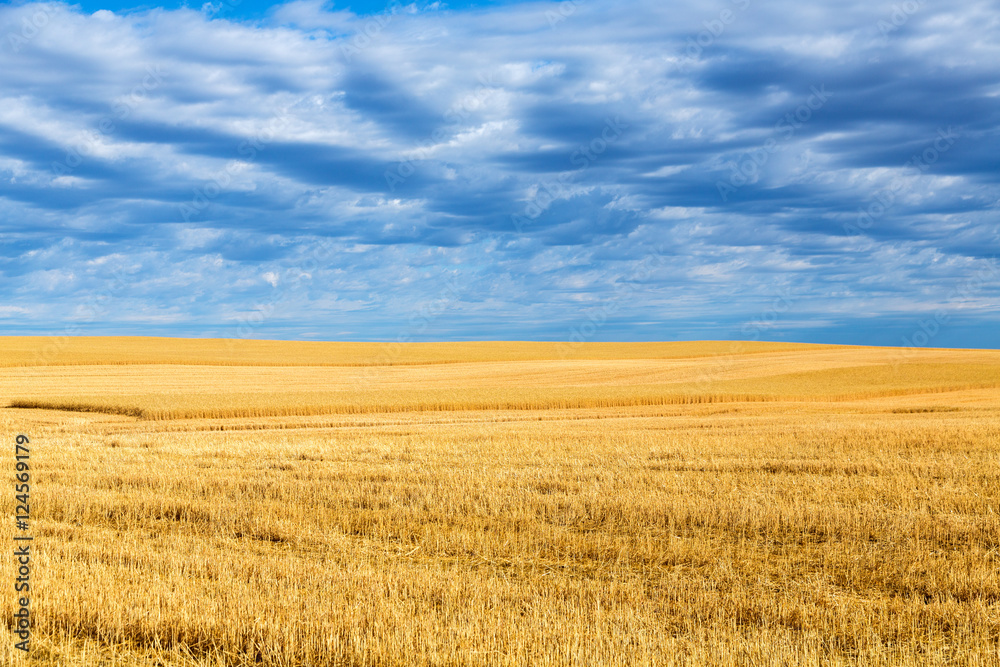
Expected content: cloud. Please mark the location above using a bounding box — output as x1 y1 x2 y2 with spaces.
0 0 998 344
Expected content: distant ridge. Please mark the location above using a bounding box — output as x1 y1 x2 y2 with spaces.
0 337 844 367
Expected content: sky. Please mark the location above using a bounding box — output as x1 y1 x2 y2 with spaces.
0 0 998 346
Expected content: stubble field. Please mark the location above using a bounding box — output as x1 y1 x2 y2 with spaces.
1 337 999 666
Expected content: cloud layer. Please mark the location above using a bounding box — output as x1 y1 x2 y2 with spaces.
1 0 998 345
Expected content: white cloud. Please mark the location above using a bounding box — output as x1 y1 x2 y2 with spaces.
0 0 997 344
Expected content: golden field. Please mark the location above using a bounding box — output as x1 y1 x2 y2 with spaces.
1 337 999 666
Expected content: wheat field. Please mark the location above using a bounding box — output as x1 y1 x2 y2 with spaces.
1 337 999 666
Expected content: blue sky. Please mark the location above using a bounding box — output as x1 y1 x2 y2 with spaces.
62 0 525 19
1 0 998 346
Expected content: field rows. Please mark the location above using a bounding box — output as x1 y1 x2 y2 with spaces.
1 339 998 665
0 338 834 368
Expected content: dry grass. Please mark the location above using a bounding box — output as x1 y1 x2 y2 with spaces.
0 336 832 367
1 338 999 665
